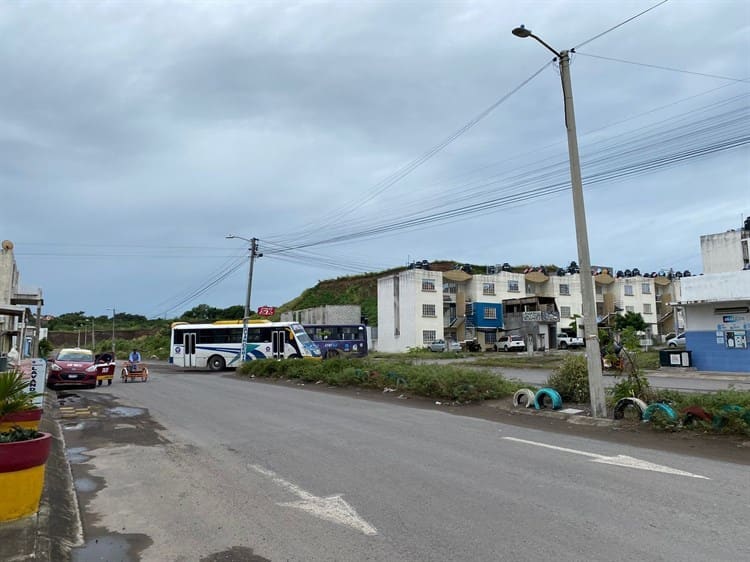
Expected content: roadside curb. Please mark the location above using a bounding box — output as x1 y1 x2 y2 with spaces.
643 369 750 382
37 396 84 560
487 399 616 428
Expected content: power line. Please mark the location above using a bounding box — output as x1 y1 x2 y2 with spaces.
574 51 750 83
266 61 551 246
574 0 670 49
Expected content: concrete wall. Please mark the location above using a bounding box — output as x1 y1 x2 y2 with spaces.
681 271 750 302
281 305 361 325
683 301 750 372
701 230 745 274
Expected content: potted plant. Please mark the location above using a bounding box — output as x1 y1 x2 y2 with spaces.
0 425 52 522
0 371 43 431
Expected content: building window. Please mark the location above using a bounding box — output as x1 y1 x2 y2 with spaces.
422 330 436 344
422 304 436 317
484 308 497 320
508 280 519 292
596 284 603 295
444 282 457 294
559 284 570 296
560 306 571 318
624 285 634 296
643 303 652 314
422 279 435 292
485 332 497 344
483 282 495 295
526 282 537 294
625 306 635 313
641 283 651 294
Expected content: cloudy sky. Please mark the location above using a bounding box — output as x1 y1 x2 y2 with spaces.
2 0 748 317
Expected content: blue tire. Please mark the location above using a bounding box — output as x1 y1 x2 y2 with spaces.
642 402 678 422
534 388 563 410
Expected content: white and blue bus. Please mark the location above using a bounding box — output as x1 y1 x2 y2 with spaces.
170 320 322 370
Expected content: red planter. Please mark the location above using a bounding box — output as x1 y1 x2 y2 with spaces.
0 431 52 473
0 408 43 431
0 432 52 522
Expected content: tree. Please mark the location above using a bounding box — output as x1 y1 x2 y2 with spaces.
614 311 647 332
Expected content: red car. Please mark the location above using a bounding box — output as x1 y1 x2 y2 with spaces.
47 348 98 389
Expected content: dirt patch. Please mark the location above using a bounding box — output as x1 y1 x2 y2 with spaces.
201 546 271 562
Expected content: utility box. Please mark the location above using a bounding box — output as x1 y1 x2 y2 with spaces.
659 349 692 367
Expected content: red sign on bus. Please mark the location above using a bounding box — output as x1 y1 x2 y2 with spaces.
257 306 275 317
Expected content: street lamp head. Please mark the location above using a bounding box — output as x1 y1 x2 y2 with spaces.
225 234 235 239
512 25 532 38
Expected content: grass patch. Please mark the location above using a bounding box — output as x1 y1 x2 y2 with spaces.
470 353 564 369
238 358 525 403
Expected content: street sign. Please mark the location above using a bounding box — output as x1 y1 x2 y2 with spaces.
257 306 275 317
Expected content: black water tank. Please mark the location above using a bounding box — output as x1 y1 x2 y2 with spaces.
744 216 750 231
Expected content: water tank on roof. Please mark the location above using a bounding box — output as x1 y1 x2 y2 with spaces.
624 269 632 277
683 270 691 277
502 262 512 272
557 268 566 276
744 216 750 231
616 270 624 278
632 268 641 276
675 271 683 278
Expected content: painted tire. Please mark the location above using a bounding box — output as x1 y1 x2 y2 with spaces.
512 389 536 408
613 397 648 420
681 406 712 426
642 402 678 422
533 388 563 410
712 405 746 429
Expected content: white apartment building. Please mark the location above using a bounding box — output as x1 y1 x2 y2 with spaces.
377 265 678 353
700 220 750 274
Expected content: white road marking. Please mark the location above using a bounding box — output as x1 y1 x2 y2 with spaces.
249 464 378 535
502 437 710 479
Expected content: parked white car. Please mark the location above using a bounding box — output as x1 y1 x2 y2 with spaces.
667 333 686 347
495 334 526 352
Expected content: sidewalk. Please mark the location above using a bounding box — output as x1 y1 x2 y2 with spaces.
0 400 82 561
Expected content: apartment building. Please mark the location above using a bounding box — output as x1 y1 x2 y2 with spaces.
377 264 677 353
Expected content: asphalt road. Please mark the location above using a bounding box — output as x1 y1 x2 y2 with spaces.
66 367 750 562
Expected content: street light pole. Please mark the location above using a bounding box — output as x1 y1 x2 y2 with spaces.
226 235 262 363
512 25 607 417
106 307 116 360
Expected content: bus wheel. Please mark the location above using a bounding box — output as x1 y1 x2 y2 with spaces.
289 354 302 359
326 349 339 360
208 355 226 371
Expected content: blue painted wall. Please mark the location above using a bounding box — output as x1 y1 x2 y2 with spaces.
687 331 750 373
472 302 503 329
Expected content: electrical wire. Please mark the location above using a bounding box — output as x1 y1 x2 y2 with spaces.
266 61 551 246
574 0 670 49
574 51 749 83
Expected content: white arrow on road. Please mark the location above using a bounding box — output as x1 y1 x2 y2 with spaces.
249 464 378 535
502 437 710 479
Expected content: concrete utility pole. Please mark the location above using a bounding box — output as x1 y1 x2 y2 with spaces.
91 318 95 352
106 307 116 359
226 235 262 363
512 25 607 417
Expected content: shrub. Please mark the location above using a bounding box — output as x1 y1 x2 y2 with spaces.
238 358 524 403
546 354 589 403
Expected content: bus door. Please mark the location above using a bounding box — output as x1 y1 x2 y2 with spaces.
271 330 286 360
182 332 197 367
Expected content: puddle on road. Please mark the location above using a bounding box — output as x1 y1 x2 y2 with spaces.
107 406 145 418
66 447 89 464
72 535 132 562
64 422 85 431
74 478 98 493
